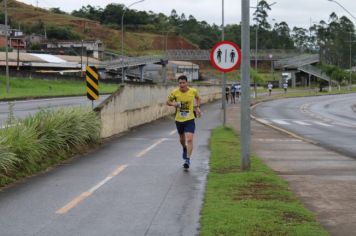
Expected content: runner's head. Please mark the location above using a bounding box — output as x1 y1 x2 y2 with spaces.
178 75 188 91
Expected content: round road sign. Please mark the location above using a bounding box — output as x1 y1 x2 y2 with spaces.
210 41 242 73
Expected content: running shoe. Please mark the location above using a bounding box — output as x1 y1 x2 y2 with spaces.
183 158 190 169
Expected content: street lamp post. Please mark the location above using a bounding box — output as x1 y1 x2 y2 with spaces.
121 0 145 83
327 0 356 90
4 0 9 93
254 0 259 98
350 32 352 90
253 0 276 97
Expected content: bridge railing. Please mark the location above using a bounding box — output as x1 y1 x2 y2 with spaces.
165 50 210 61
274 54 319 69
101 55 165 70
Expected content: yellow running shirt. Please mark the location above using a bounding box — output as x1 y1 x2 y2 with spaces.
168 87 199 122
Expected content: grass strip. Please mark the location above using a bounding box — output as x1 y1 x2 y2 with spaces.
0 75 118 99
200 127 328 236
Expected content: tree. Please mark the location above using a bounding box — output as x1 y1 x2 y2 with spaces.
316 13 355 68
49 8 66 14
101 4 124 26
272 21 294 49
71 5 103 22
292 27 309 51
253 0 272 30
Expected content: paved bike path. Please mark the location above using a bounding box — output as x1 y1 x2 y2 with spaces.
0 102 221 236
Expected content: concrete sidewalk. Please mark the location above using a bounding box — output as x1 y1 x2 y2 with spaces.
226 102 356 236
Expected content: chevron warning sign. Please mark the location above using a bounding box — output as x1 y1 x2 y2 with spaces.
86 66 99 100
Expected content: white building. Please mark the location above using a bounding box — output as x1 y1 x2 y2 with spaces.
45 39 104 59
168 61 199 81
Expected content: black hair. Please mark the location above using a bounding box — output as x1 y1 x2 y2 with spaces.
177 75 188 82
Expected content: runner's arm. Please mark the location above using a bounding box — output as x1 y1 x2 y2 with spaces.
194 95 202 118
167 94 179 107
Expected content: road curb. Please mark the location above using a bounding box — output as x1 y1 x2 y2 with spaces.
250 102 319 145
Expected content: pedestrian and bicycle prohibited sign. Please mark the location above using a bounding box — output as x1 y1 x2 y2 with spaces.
210 40 242 73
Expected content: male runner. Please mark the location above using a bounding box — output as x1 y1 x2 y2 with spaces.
167 75 202 169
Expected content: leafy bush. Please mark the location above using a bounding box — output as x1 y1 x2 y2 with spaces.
0 107 101 186
46 25 81 40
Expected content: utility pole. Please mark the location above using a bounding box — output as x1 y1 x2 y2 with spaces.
81 40 84 77
5 0 9 93
221 0 227 127
121 0 145 84
17 39 20 70
254 0 258 98
241 0 251 170
350 31 352 90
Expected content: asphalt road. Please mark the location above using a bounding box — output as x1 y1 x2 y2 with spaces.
253 93 356 158
0 95 110 127
0 101 221 236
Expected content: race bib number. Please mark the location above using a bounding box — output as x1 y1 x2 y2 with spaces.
180 111 189 118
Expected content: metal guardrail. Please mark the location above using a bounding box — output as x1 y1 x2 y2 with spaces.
274 54 319 69
250 49 304 60
166 49 302 61
102 55 165 70
165 50 210 61
99 50 319 71
298 64 335 84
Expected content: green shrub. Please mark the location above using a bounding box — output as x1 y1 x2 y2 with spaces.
0 107 101 187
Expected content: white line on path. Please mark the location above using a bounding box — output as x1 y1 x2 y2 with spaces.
272 119 290 125
169 130 177 135
314 121 332 127
293 120 311 126
56 165 127 215
136 138 168 158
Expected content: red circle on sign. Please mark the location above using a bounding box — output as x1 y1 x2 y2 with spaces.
210 40 242 73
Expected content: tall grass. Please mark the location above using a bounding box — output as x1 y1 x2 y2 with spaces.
0 107 101 187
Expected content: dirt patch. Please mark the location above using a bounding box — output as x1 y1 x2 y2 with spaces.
213 166 242 174
233 182 291 201
283 212 309 223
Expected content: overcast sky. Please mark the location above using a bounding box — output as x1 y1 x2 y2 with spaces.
17 0 356 29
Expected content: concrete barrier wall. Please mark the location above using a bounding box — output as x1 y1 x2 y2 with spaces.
95 84 221 138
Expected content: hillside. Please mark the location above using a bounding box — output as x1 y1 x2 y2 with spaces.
0 0 198 56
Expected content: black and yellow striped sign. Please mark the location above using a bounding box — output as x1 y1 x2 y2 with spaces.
86 66 99 100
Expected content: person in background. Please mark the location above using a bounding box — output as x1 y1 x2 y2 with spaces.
230 84 236 104
225 86 230 104
267 82 273 96
283 81 288 94
236 83 241 101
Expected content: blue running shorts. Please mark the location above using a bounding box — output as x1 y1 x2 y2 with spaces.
175 119 195 134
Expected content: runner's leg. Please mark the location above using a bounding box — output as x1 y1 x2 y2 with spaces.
185 132 194 158
179 133 187 159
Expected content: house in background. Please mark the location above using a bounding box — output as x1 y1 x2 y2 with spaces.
168 61 199 81
0 24 27 50
44 40 104 59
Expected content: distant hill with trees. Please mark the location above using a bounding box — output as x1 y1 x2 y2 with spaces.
69 0 356 69
0 0 355 69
